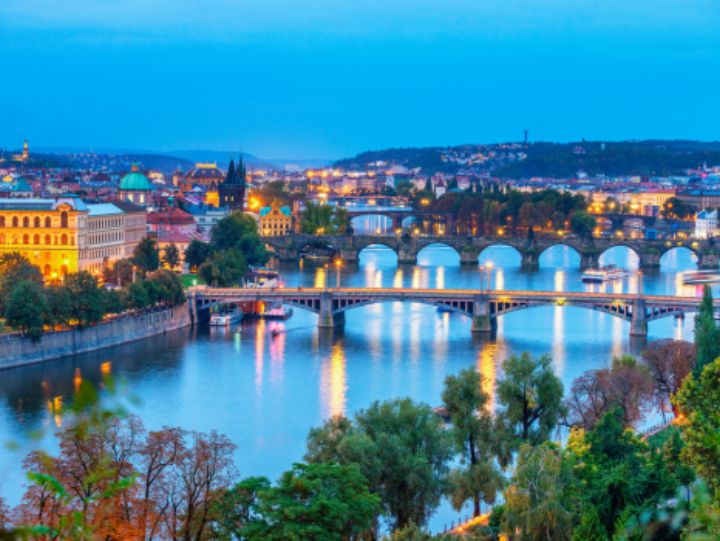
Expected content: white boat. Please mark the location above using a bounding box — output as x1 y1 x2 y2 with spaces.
210 308 243 326
581 265 629 283
682 270 720 285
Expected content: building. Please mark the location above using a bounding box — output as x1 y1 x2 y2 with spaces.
219 157 247 210
113 201 148 258
186 204 228 238
678 190 720 211
0 197 147 279
146 206 197 237
11 140 29 163
182 163 225 188
695 209 718 239
259 203 292 236
118 164 154 207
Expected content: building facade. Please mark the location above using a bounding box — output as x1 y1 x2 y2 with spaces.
695 209 718 239
259 204 292 236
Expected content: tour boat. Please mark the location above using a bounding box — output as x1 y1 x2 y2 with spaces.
682 270 720 285
581 265 629 283
245 267 283 289
259 302 293 320
209 307 243 326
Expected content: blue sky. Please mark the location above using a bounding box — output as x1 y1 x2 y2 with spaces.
0 0 718 159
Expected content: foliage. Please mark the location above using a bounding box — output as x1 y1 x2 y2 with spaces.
223 463 380 541
693 286 720 377
162 243 180 270
198 249 247 287
496 353 565 452
441 368 503 517
566 355 654 430
569 210 597 239
184 240 214 271
64 272 106 327
4 280 47 340
662 197 694 220
641 339 695 417
502 442 576 541
674 359 720 498
0 253 43 312
44 285 73 327
571 506 608 541
132 237 161 275
301 202 350 235
102 258 134 287
305 398 453 530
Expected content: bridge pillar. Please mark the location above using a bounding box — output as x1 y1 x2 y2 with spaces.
520 250 539 271
698 252 720 270
318 292 346 328
398 245 417 265
460 248 480 266
339 248 358 263
580 251 599 270
471 295 495 333
629 299 648 337
638 251 661 270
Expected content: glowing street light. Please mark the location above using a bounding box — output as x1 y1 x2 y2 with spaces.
334 258 343 288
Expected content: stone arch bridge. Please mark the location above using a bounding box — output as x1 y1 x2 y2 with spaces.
190 287 711 337
262 234 720 270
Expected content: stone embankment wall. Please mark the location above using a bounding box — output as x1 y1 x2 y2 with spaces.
0 304 191 370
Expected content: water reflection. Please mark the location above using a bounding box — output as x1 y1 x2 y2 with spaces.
321 342 347 418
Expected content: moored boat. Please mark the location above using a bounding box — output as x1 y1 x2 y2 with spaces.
209 307 243 326
581 265 629 283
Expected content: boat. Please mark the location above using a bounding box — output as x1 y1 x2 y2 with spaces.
260 302 293 320
682 270 720 285
209 307 243 326
245 267 283 289
581 265 630 283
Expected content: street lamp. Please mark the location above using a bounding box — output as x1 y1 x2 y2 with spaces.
323 263 329 289
636 269 643 298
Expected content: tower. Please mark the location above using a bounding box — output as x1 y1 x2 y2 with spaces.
219 155 247 210
22 140 29 161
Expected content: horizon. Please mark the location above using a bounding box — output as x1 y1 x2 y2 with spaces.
1 0 718 159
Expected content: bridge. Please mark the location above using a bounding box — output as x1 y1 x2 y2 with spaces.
262 233 720 270
189 286 711 337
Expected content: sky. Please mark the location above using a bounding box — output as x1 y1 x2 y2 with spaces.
0 0 718 160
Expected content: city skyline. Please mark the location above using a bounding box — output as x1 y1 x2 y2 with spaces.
1 0 718 159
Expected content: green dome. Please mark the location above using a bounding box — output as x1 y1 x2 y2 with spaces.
119 165 152 191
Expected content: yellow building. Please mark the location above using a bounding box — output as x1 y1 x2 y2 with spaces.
259 204 292 236
0 197 147 280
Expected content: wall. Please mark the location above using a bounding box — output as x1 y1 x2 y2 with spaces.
0 304 191 370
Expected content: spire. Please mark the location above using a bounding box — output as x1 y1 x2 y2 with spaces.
225 159 236 185
237 154 247 186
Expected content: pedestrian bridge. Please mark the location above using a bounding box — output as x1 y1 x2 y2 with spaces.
189 287 709 337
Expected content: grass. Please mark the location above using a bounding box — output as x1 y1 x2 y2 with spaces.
180 274 205 288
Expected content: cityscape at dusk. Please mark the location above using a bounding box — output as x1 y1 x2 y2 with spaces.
0 1 719 540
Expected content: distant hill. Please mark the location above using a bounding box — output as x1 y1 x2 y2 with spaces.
334 140 720 178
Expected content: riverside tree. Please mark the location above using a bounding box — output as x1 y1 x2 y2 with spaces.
442 368 503 517
4 280 47 339
641 339 695 417
132 237 161 275
693 285 720 376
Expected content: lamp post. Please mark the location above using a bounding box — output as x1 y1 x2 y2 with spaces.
334 258 343 288
636 269 643 298
323 263 329 289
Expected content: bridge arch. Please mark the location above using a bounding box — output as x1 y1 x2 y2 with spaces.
357 242 400 265
298 239 340 260
598 244 641 268
538 243 582 268
478 243 522 266
415 241 462 266
659 245 699 269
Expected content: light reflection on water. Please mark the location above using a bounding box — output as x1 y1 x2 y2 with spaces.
0 242 714 532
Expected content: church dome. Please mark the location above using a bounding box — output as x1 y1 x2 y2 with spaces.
119 164 153 191
185 163 225 184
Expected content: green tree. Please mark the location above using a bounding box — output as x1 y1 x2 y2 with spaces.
300 202 350 235
132 237 161 274
211 211 268 265
0 253 43 312
569 210 596 239
103 258 134 287
442 368 503 517
674 359 720 497
162 243 180 270
496 353 565 450
228 463 380 541
126 281 150 310
150 270 186 306
693 285 720 376
502 442 576 541
198 249 247 287
305 399 453 530
44 285 72 328
184 240 214 271
571 507 608 541
5 280 47 340
64 272 106 326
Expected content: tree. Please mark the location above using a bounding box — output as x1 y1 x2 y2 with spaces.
0 253 43 312
566 355 654 430
662 197 693 220
103 258 134 287
211 211 268 266
132 237 161 275
502 442 576 541
162 243 180 270
300 202 350 235
227 463 380 541
305 399 453 530
64 272 106 326
150 270 186 306
674 358 720 497
442 368 503 517
569 210 596 239
198 249 247 287
571 507 608 541
693 285 720 376
496 353 565 450
185 240 214 271
126 281 150 310
44 285 72 328
641 339 695 418
5 280 47 340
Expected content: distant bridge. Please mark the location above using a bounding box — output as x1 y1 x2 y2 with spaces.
262 233 720 270
190 286 711 337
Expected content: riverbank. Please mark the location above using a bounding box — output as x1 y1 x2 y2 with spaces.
0 304 192 370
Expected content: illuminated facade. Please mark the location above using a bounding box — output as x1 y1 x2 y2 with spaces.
259 204 292 236
0 198 147 279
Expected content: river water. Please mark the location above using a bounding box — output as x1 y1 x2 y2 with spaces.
0 237 711 531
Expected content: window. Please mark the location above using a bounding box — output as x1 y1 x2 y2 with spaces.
22 217 29 228
45 234 51 244
61 234 68 245
0 217 4 227
34 234 40 245
11 217 18 228
61 212 68 228
33 217 40 228
45 216 51 228
22 234 29 244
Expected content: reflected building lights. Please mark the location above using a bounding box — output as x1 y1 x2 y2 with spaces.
411 267 421 289
320 342 347 418
254 319 266 394
436 266 445 290
495 268 505 291
73 368 82 394
393 269 403 289
552 305 565 376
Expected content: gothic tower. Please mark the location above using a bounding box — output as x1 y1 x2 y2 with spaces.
219 155 247 210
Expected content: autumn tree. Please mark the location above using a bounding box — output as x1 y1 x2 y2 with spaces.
442 368 503 517
641 339 695 418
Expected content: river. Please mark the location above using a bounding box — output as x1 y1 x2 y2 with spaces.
0 238 711 532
